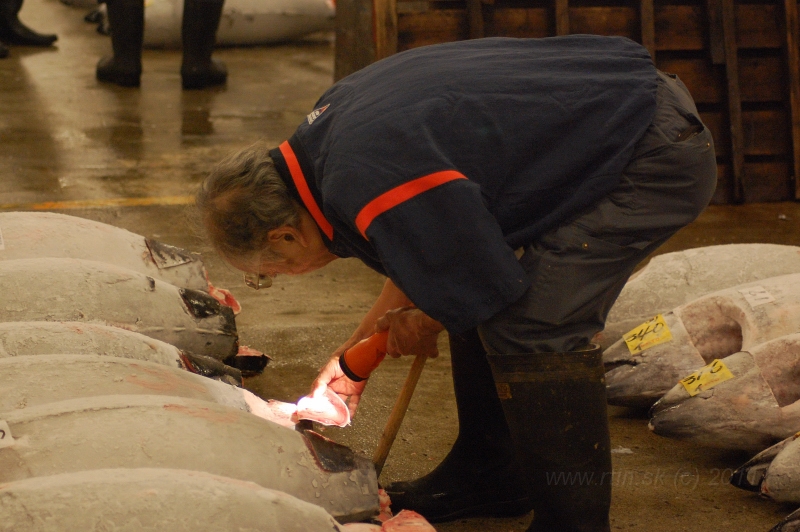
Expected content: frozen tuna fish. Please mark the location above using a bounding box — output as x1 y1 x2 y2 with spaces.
0 394 379 521
730 432 800 503
0 355 243 412
0 211 208 291
771 508 800 532
0 258 237 360
0 468 347 532
142 0 334 48
604 273 800 408
649 334 800 452
597 244 800 349
730 434 798 495
0 320 190 365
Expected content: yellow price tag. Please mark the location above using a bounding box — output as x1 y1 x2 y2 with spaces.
679 359 734 396
624 314 673 354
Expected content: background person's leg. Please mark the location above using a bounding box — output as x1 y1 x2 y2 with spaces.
181 0 227 90
96 0 144 87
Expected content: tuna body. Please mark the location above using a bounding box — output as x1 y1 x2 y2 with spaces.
649 334 800 451
0 258 237 359
0 468 346 532
0 355 249 413
730 434 800 504
604 273 800 407
144 0 334 48
0 395 379 521
0 211 208 291
0 321 186 366
598 244 800 349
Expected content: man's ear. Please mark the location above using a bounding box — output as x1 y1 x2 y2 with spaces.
267 225 308 247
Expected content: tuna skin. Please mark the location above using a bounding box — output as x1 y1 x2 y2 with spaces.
0 258 238 360
0 468 346 532
730 435 799 493
650 334 800 451
604 272 800 408
0 354 247 412
0 321 187 367
0 211 209 291
771 508 800 532
0 394 379 522
597 244 800 349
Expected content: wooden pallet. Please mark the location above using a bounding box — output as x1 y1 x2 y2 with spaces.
335 0 800 203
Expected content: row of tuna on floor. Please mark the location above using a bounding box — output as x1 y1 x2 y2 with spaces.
0 211 431 532
598 242 800 532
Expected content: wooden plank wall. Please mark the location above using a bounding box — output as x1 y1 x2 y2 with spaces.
335 0 800 204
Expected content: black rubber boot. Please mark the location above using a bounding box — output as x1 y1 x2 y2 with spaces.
0 0 57 46
0 41 8 58
180 0 226 90
488 345 612 532
95 0 143 87
384 329 533 523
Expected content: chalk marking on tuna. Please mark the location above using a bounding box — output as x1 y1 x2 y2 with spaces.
738 286 776 309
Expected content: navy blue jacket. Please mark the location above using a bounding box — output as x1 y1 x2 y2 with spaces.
271 35 658 334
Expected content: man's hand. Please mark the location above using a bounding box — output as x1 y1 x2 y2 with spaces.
376 307 444 359
311 355 367 418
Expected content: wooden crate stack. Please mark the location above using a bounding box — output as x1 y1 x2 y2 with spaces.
335 0 800 204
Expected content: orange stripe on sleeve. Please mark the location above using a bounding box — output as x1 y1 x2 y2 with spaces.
278 141 334 240
355 170 467 239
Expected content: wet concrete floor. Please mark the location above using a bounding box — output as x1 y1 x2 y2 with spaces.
1 1 799 530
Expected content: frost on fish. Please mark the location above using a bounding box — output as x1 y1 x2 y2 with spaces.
730 434 799 493
650 334 800 451
0 321 241 383
143 0 335 48
0 468 347 532
0 258 237 360
597 244 800 349
0 355 249 414
0 211 208 291
729 432 800 503
770 507 800 532
0 395 379 522
0 321 187 366
604 273 800 408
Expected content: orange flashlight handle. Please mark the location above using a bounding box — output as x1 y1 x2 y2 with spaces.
339 331 390 382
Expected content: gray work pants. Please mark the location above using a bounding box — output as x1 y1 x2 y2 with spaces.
479 71 718 355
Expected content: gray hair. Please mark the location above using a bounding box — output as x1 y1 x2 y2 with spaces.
196 141 300 263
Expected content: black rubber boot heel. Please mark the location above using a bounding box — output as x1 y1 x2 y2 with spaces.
181 58 227 90
96 56 141 87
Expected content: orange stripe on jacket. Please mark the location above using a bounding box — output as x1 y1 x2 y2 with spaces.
355 170 467 239
278 142 334 240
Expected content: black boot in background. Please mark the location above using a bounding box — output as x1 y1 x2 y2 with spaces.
489 346 612 532
95 0 143 87
384 329 533 522
180 0 226 90
0 0 57 46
